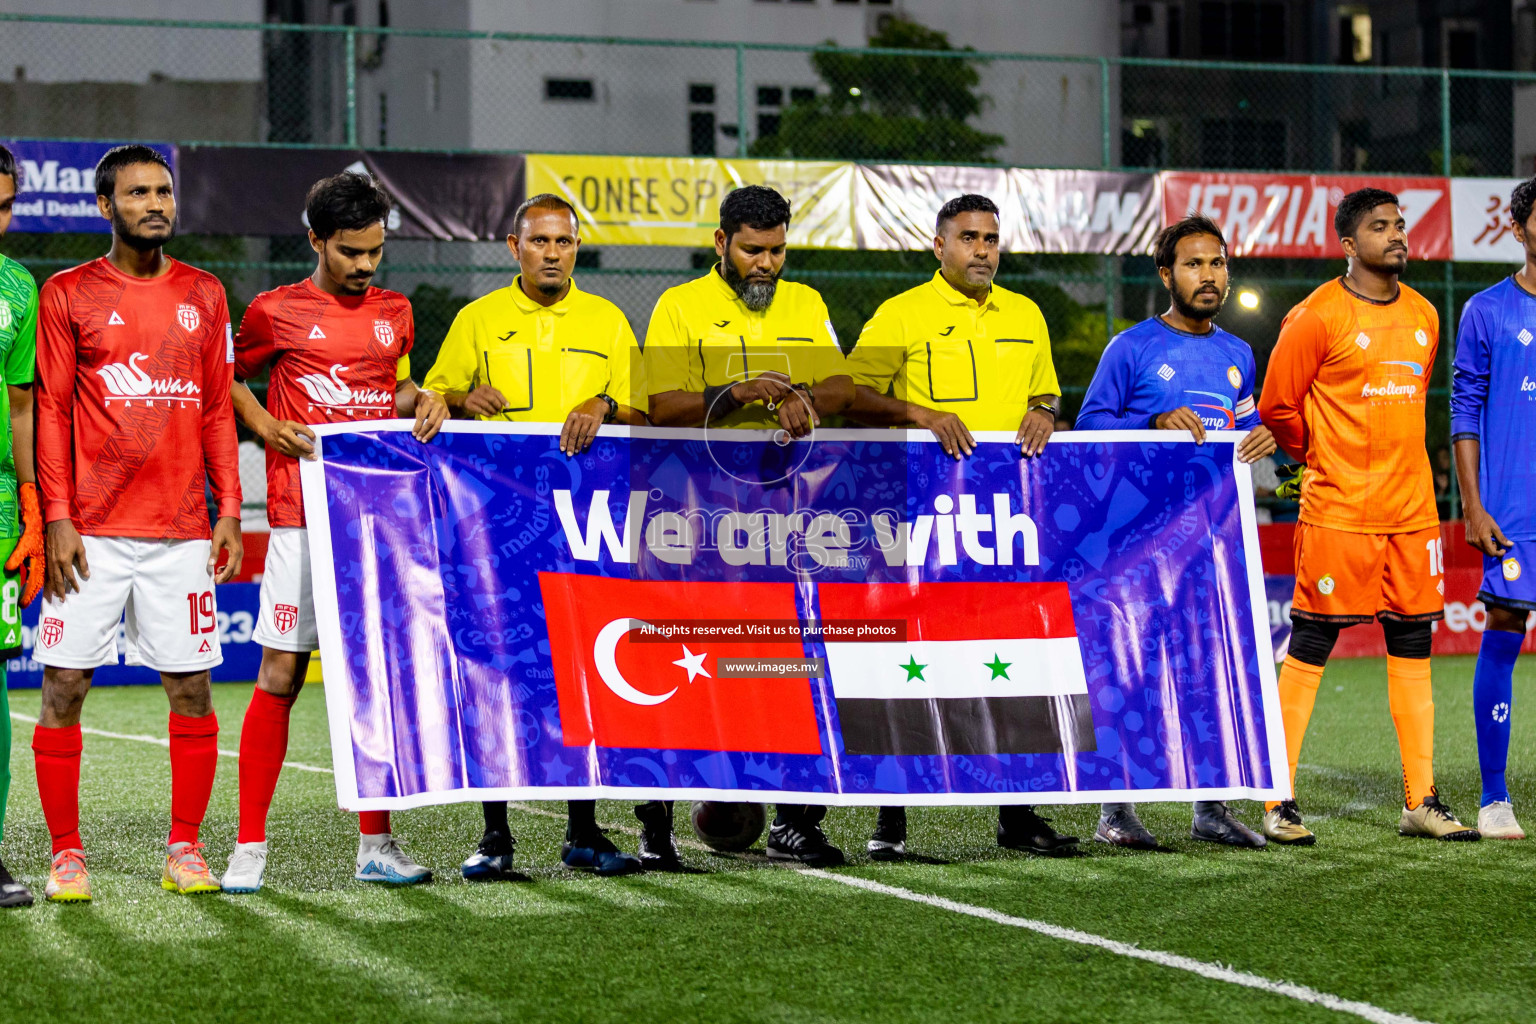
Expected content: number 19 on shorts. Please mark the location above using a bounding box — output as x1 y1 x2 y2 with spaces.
187 591 216 635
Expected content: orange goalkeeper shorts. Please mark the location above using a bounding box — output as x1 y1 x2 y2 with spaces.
1290 522 1445 624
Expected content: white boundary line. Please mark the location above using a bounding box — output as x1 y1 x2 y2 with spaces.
802 871 1434 1024
6 709 1432 1024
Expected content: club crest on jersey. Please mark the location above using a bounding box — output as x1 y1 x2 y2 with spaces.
295 362 393 414
1504 558 1522 582
0 299 10 331
1317 574 1336 596
274 603 299 633
40 617 63 648
96 351 202 407
1415 328 1428 347
373 320 395 347
177 304 200 332
1226 365 1241 388
1520 328 1533 347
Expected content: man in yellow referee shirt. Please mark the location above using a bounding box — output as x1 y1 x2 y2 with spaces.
645 184 853 867
845 193 1079 861
424 193 665 878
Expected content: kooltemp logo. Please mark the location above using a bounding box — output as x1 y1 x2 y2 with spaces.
95 352 202 407
1362 360 1423 398
295 363 393 412
1185 389 1236 429
1521 376 1536 394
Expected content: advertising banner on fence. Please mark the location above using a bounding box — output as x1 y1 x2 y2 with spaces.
177 147 526 240
854 165 1160 254
302 424 1285 811
526 154 857 248
1161 172 1452 260
1 139 176 233
1451 177 1527 263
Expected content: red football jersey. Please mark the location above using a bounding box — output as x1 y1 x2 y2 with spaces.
234 278 413 528
36 257 241 539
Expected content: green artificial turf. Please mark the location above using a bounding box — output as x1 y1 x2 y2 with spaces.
1 655 1533 1024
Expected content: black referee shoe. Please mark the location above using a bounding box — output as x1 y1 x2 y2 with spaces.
998 805 1079 855
635 802 683 871
867 806 907 862
767 820 845 867
0 857 33 909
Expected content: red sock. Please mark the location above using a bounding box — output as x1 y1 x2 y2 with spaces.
168 712 219 847
237 689 296 844
359 810 391 835
32 724 83 854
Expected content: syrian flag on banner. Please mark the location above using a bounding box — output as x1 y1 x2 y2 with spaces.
815 582 1097 758
539 573 824 755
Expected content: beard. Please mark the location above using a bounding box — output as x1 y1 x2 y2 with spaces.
111 207 175 252
722 259 778 312
1170 282 1222 323
532 273 566 296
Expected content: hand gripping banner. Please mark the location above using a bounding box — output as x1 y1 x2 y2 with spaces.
302 425 1285 810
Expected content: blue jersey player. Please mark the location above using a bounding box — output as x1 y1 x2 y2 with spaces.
1077 215 1277 851
1450 176 1536 841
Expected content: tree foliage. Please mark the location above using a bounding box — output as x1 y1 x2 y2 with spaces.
751 17 1003 163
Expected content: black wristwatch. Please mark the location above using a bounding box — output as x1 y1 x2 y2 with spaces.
1028 400 1058 417
597 392 618 423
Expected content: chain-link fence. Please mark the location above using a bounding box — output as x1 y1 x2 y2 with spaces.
4 11 1526 521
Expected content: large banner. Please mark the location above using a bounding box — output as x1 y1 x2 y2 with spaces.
178 147 527 240
303 424 1284 811
526 154 857 248
0 139 177 233
1451 177 1526 263
1161 172 1452 260
854 166 1160 254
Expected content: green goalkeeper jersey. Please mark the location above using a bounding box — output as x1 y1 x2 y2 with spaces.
0 253 35 541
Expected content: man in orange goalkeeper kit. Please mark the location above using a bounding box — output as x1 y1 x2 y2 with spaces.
1258 187 1478 845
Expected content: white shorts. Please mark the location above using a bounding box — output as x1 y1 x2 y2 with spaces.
253 527 318 653
36 535 223 673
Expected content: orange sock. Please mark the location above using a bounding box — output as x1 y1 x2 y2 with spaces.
1387 655 1435 809
1266 658 1324 811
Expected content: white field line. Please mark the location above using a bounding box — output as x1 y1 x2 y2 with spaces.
8 711 332 774
802 871 1434 1024
8 710 1435 1023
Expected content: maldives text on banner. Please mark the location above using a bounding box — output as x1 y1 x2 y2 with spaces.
301 425 1285 811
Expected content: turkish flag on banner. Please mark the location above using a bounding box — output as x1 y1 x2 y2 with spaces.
539 573 824 754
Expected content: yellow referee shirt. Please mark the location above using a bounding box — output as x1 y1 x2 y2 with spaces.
424 276 643 421
847 271 1060 431
643 266 847 430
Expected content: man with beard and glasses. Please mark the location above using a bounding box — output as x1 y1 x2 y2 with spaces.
33 144 243 901
1259 187 1477 845
644 184 853 867
221 172 448 894
1075 215 1274 851
424 193 654 879
0 144 43 909
844 193 1077 861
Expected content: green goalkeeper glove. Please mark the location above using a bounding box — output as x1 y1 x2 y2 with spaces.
1274 463 1303 502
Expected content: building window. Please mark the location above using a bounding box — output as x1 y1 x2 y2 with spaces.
1444 19 1479 69
689 82 717 156
1199 2 1285 61
689 83 716 106
1338 10 1372 64
790 86 816 104
426 69 440 112
1201 118 1286 169
378 91 388 146
545 78 595 101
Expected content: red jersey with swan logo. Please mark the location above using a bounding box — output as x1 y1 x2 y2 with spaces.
35 257 241 538
234 277 413 528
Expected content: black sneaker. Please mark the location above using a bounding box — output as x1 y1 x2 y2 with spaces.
562 831 643 876
1094 802 1158 850
767 820 845 867
867 806 907 862
1190 801 1267 848
635 802 683 870
0 857 33 909
998 806 1079 854
461 830 519 882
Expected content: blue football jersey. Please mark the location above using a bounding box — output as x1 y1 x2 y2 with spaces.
1451 275 1536 540
1077 316 1260 432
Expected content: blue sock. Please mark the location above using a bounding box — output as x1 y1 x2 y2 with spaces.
1473 628 1524 806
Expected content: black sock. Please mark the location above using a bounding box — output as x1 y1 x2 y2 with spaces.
635 800 673 828
567 800 598 839
481 801 509 838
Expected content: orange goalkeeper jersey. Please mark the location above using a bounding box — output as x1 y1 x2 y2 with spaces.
1258 277 1439 534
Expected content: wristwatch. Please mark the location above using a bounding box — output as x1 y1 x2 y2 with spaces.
597 392 618 423
1028 400 1058 416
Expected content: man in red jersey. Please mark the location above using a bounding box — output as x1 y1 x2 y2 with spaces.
221 173 446 893
33 145 243 902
